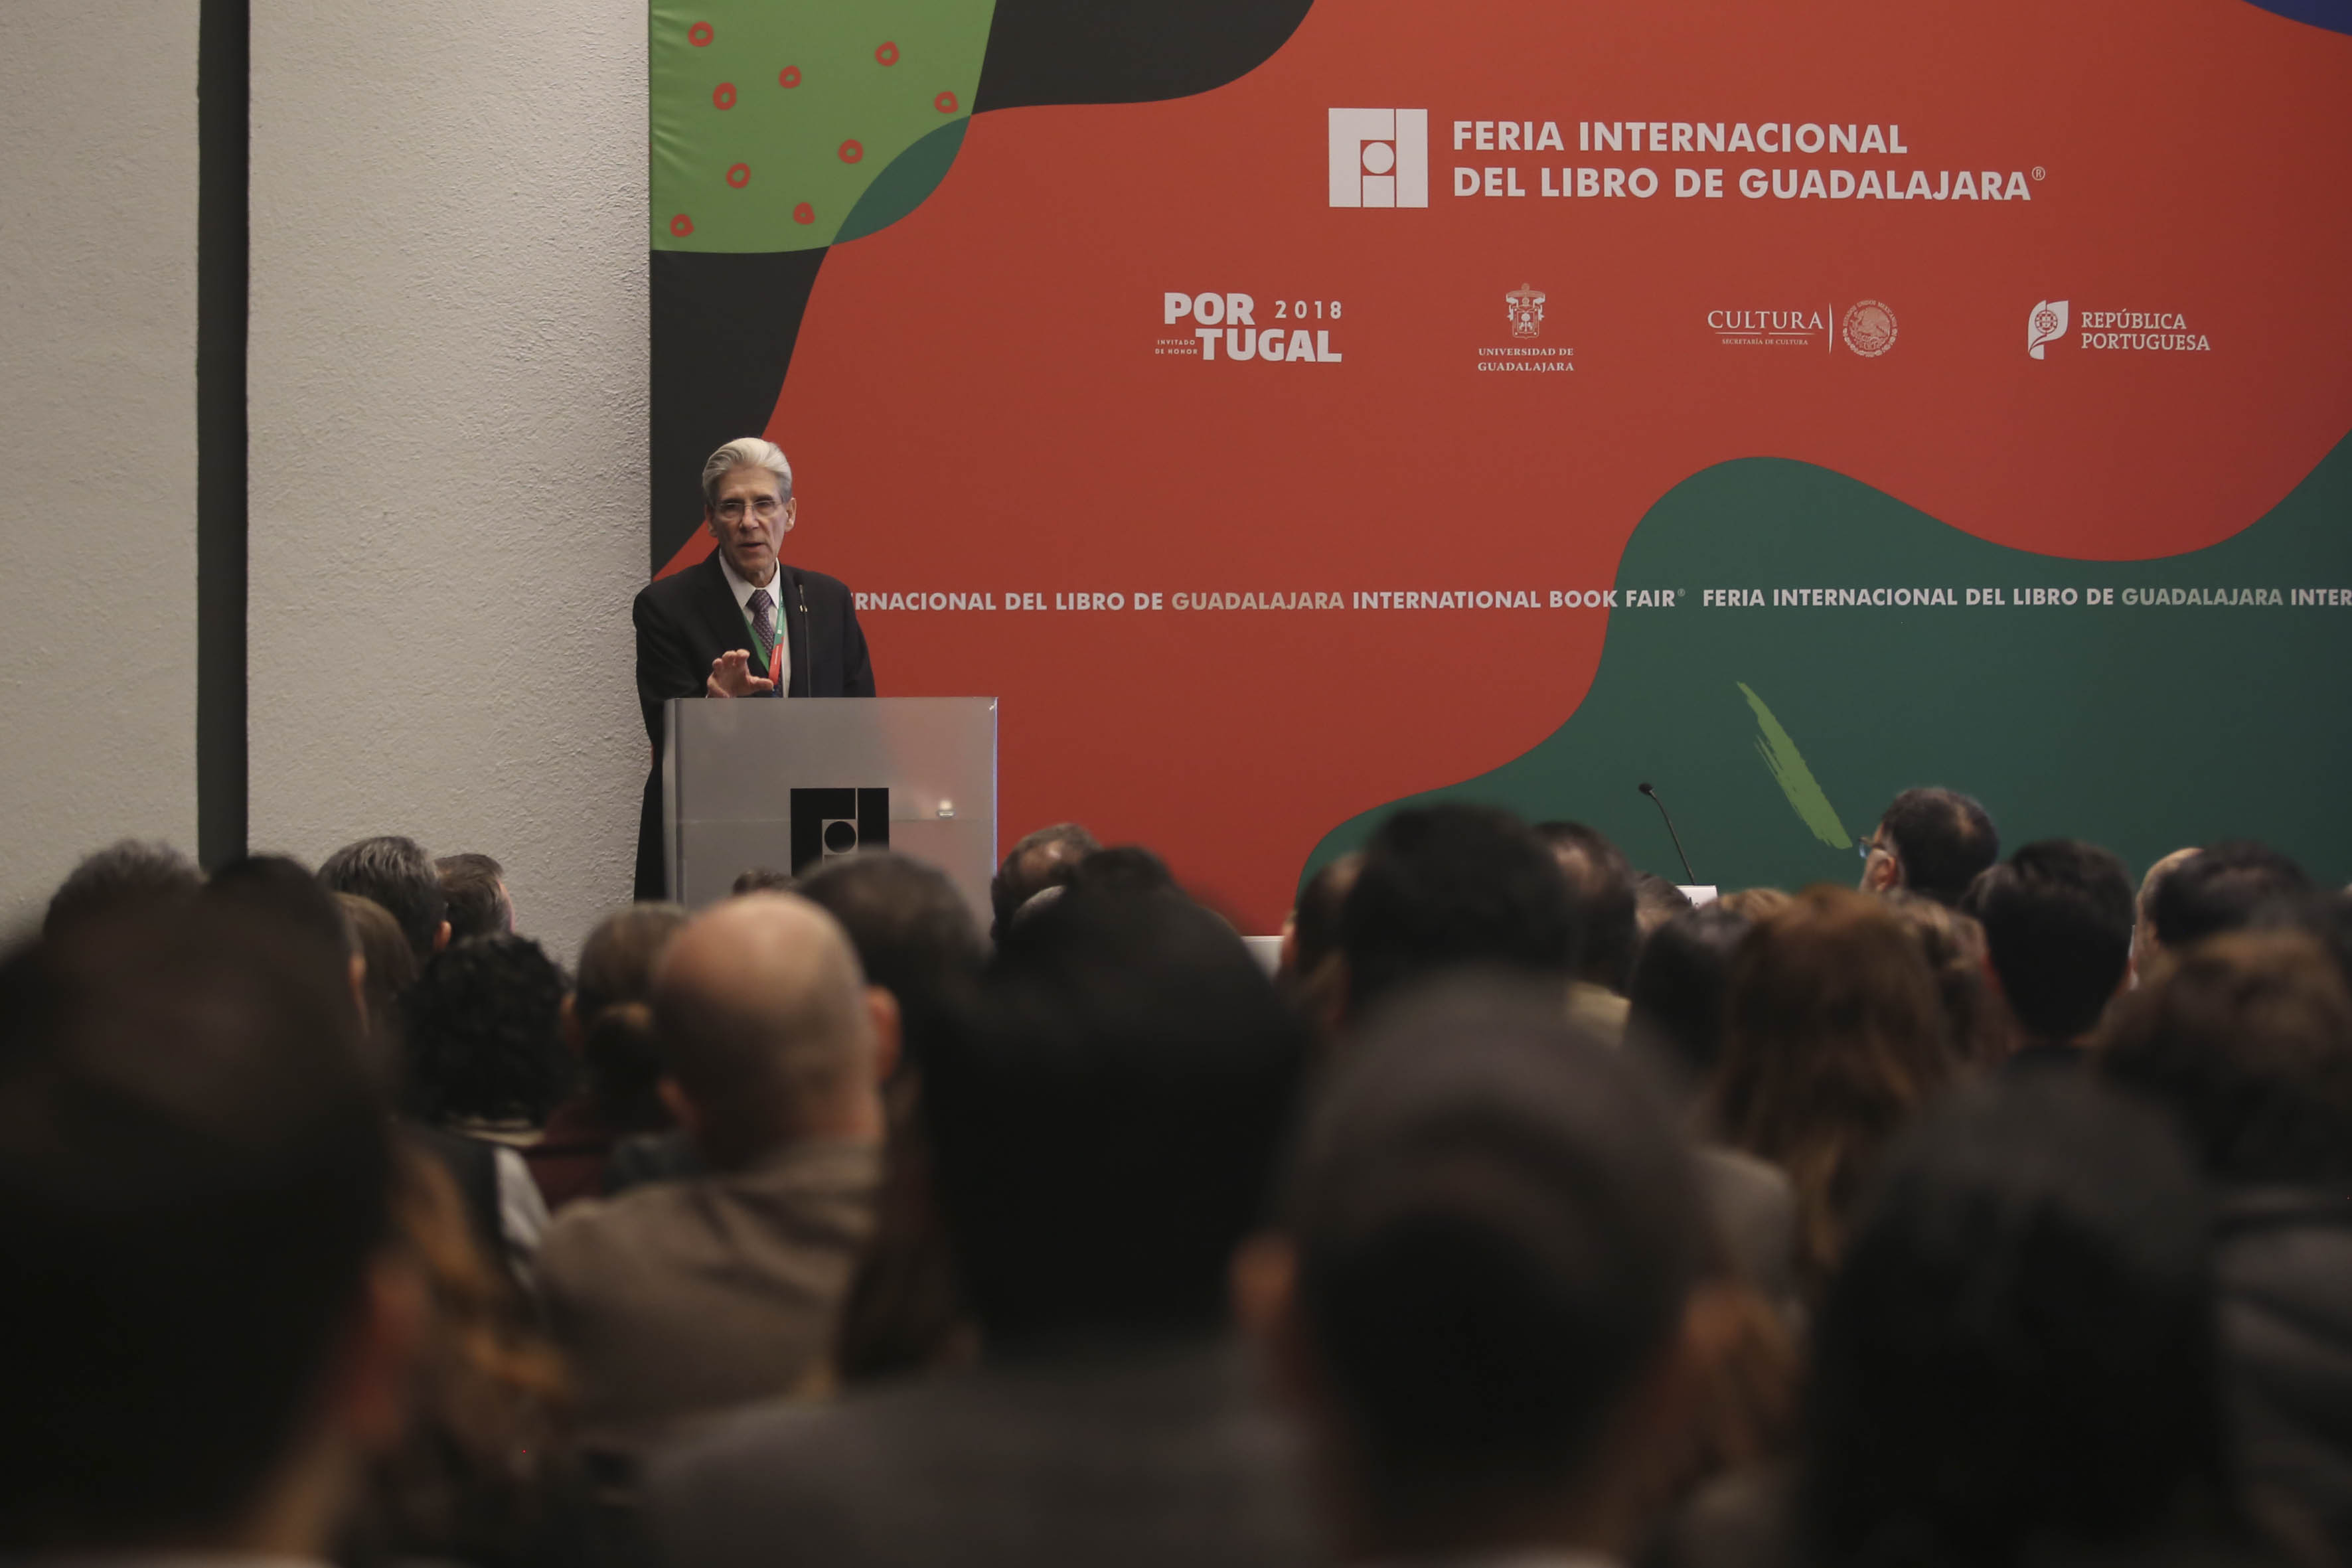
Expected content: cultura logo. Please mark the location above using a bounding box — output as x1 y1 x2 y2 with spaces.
1840 299 1898 357
2027 299 2070 359
1328 109 1429 208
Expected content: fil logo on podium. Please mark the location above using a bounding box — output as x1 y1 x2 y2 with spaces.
789 788 888 876
1329 108 1429 207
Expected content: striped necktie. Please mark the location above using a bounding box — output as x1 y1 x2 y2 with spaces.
747 587 777 666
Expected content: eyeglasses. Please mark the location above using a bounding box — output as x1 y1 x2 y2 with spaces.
1855 836 1877 861
716 496 783 521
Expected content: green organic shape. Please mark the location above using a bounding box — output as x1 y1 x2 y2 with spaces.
651 1 993 252
836 116 969 243
1737 682 1851 849
1300 430 2352 897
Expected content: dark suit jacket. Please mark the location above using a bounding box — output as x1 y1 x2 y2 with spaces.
632 552 876 898
649 1336 1322 1568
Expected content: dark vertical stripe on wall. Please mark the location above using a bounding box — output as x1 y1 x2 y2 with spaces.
196 0 249 868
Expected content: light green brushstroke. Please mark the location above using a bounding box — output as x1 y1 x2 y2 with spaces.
1737 682 1851 849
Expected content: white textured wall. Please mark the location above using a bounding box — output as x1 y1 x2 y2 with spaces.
0 2 201 929
250 0 647 961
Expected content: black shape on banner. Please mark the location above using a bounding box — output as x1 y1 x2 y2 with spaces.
789 788 890 876
975 0 1317 113
649 247 827 575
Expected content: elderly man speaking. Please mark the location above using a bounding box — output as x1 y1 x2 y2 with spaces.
633 438 876 899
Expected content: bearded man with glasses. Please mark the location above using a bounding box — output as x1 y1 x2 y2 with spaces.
632 438 876 898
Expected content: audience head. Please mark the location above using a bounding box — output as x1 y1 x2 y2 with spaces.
927 884 1306 1344
1627 903 1753 1094
1343 805 1573 1017
1881 892 2000 1066
1968 840 2136 1049
653 892 894 1171
400 933 571 1128
0 910 406 1551
1632 872 1695 943
2152 840 2312 951
1252 980 1711 1556
434 852 512 941
1068 842 1176 896
337 892 416 1057
1282 850 1364 982
2132 846 2200 979
2101 930 2352 1186
205 852 357 976
569 902 689 1126
730 866 794 896
796 851 986 1063
1860 787 1999 906
42 838 202 940
988 821 1100 943
1805 1076 2225 1565
1713 887 1953 1292
1714 886 1792 922
1534 821 1639 992
320 836 448 966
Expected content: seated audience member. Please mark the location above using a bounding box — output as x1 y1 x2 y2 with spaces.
41 837 202 939
1536 819 1640 1036
206 852 364 1011
986 820 1099 943
2102 931 2352 1568
1241 980 1727 1567
1343 805 1574 1021
1881 892 2002 1066
1966 840 2137 1068
1714 887 1792 923
649 885 1316 1568
322 834 451 965
1780 1079 2246 1568
1636 871 1697 941
538 894 892 1431
1712 888 1953 1298
2153 840 2313 951
1069 841 1178 896
527 903 690 1210
0 910 410 1557
339 891 418 1054
2135 846 2202 980
732 866 793 895
1281 850 1365 1040
797 852 990 1380
1857 787 1999 907
437 851 514 941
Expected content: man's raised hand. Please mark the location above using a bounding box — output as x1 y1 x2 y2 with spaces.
707 649 776 698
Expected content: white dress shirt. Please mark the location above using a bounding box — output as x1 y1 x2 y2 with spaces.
717 550 792 692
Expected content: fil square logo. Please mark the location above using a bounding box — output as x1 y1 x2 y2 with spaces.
789 787 889 875
1328 108 1428 208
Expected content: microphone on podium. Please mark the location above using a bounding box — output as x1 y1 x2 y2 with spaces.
1637 781 1697 885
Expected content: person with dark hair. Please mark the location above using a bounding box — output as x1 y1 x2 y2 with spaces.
1535 820 1642 1028
1630 903 1754 1090
540 894 891 1430
2135 846 2201 980
2152 840 2313 951
1881 891 2003 1067
1858 786 1999 907
321 834 450 965
1343 804 1574 1020
798 850 986 1057
206 852 362 1011
437 851 514 941
526 903 690 1210
0 909 410 1553
402 933 574 1133
1786 1078 2241 1568
986 820 1099 942
1636 871 1697 940
1281 850 1362 982
339 891 418 1059
1713 887 1954 1298
732 866 795 895
1242 980 1721 1567
41 837 202 939
649 884 1315 1568
1967 839 2137 1068
2101 929 2352 1568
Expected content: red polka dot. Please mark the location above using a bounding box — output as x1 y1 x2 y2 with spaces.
875 41 899 65
725 163 751 188
838 139 864 163
712 82 736 110
669 213 694 237
777 65 802 88
934 90 959 113
793 202 815 225
687 21 713 46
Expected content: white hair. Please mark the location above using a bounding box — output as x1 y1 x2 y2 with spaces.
701 437 793 509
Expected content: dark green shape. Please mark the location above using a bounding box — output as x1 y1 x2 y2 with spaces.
836 116 969 245
1303 430 2352 894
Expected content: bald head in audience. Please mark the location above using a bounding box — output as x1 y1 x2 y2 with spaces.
654 893 898 1171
